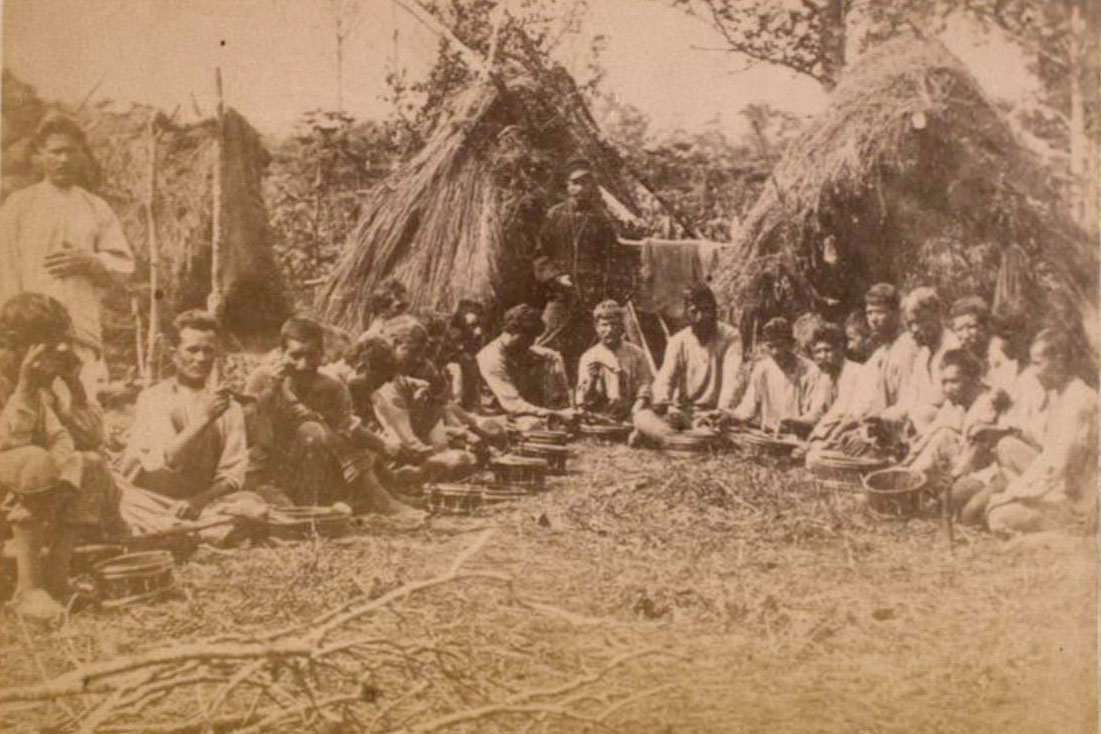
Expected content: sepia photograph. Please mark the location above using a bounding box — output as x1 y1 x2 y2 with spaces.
0 0 1097 731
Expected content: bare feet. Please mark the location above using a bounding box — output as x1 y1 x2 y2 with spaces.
10 588 65 621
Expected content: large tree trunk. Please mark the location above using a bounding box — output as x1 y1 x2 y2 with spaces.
1078 0 1100 237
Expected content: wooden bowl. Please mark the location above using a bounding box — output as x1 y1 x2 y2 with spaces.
427 484 483 515
267 506 351 539
521 429 571 446
489 455 548 489
727 429 801 458
662 432 718 456
515 442 571 474
93 551 175 608
577 423 633 442
862 468 927 518
806 449 890 490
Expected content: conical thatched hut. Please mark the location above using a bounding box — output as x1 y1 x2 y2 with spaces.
712 38 1098 356
316 63 680 333
1 71 289 364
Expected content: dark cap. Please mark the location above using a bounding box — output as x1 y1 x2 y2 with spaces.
564 158 594 180
762 317 793 343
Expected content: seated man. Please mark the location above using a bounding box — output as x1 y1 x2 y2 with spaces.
633 285 742 445
246 315 413 514
123 311 270 540
576 300 653 423
476 304 573 426
984 329 1097 534
441 300 486 412
948 296 1018 391
891 349 1008 515
372 316 479 481
730 317 823 437
843 310 871 364
807 322 862 417
0 293 117 619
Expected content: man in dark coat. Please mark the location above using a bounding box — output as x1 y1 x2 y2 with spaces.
532 158 636 381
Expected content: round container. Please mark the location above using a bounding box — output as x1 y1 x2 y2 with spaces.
267 506 351 539
515 442 571 474
662 432 718 456
806 449 890 490
93 550 175 608
862 468 927 518
578 423 633 442
427 484 483 515
728 429 801 459
490 455 548 489
522 429 570 446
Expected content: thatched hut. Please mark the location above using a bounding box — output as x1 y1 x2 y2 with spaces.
316 63 681 334
1 71 288 366
712 39 1098 356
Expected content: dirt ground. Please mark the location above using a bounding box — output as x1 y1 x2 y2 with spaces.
1 441 1096 733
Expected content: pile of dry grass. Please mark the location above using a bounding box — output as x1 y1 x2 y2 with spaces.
316 64 675 333
712 38 1097 353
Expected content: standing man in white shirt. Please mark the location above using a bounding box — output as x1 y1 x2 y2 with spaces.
0 115 134 404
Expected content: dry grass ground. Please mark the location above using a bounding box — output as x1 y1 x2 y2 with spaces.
1 441 1096 733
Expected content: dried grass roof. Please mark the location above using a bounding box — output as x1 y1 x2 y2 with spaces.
316 64 675 333
712 38 1098 352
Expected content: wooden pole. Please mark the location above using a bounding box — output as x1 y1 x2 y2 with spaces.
144 115 160 382
131 296 146 382
208 67 225 319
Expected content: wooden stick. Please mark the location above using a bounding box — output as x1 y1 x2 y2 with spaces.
390 0 487 74
131 296 146 382
208 67 225 317
625 301 658 376
616 236 733 249
144 115 160 381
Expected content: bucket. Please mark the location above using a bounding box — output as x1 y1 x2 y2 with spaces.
93 550 175 608
427 484 483 515
862 468 927 518
515 442 571 474
267 506 351 539
489 455 548 489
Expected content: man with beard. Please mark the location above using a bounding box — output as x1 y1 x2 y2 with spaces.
246 316 414 514
575 300 653 423
533 159 635 381
0 116 134 404
730 317 823 438
633 285 742 445
983 329 1097 533
476 305 573 427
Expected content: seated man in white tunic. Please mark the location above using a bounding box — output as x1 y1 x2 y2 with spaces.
983 329 1097 534
633 285 742 445
730 317 824 438
576 300 653 423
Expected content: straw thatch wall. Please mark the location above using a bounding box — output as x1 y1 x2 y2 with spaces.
711 39 1098 355
316 65 676 334
1 71 288 367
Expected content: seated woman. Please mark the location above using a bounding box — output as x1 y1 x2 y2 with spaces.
476 305 574 428
0 293 120 619
576 300 653 423
982 329 1097 534
633 285 742 445
729 317 824 438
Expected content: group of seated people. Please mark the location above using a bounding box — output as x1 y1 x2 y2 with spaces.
0 275 1095 619
469 280 1096 541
